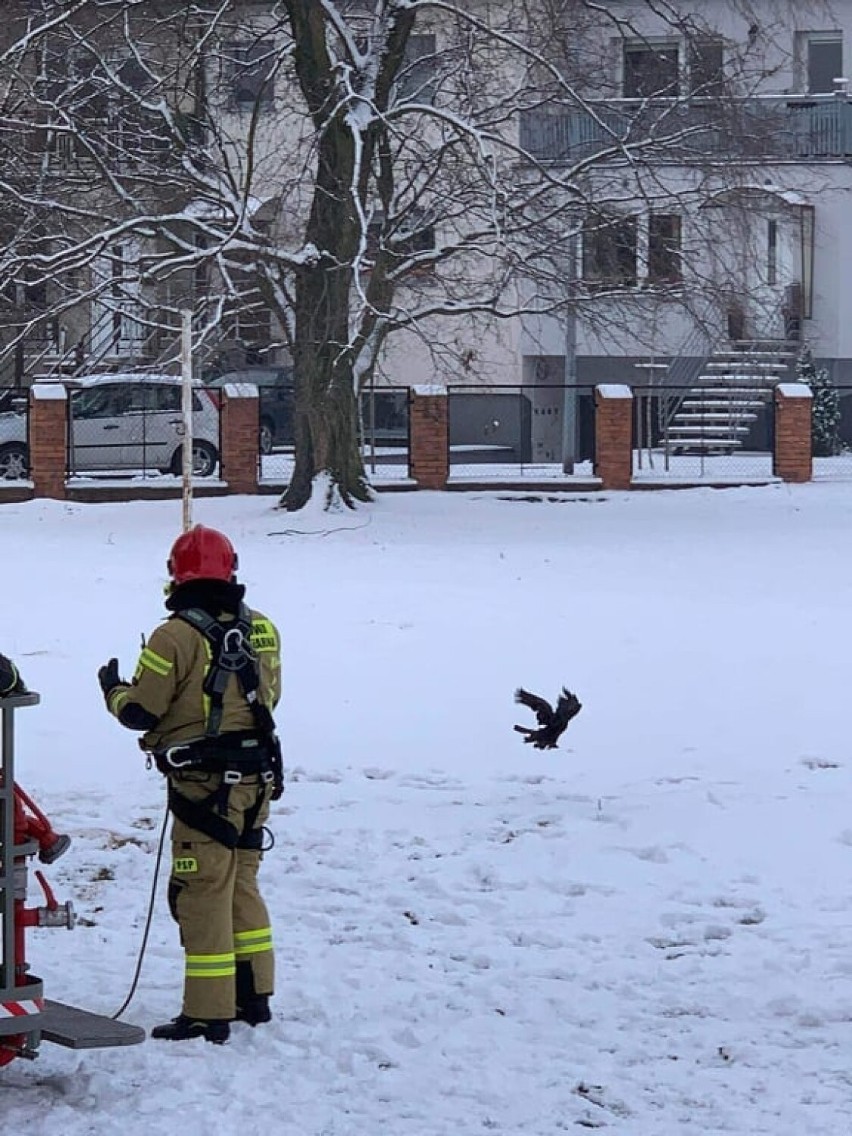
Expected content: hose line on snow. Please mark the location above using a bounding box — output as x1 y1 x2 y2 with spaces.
111 799 170 1020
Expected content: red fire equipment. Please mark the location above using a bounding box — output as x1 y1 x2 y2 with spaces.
1 690 143 1066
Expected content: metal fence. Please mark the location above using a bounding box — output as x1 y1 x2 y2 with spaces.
0 388 29 480
632 384 775 481
813 384 852 481
447 385 596 481
520 97 852 164
65 379 221 481
259 387 411 484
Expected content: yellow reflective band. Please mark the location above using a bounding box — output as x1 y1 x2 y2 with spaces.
185 964 236 979
234 927 272 943
109 688 130 714
201 639 212 723
139 647 172 677
185 952 236 979
234 927 273 957
173 857 198 874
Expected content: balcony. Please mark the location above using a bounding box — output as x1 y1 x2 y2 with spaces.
520 96 852 163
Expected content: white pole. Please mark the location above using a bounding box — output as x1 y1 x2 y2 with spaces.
181 309 194 532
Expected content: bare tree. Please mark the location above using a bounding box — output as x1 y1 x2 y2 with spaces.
0 0 833 505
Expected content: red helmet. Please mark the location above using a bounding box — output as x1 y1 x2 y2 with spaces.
167 525 238 584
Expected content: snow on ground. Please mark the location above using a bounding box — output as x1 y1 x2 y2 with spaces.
2 482 852 1134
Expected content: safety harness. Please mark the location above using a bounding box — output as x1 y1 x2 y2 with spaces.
153 603 284 849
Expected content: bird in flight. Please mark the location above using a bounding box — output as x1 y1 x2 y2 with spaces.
513 687 582 750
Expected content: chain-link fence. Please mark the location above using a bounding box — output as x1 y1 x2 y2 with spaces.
0 388 29 480
632 384 775 482
447 385 596 480
66 377 221 480
812 384 852 481
260 387 411 484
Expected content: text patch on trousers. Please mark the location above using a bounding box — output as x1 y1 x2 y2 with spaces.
173 856 199 874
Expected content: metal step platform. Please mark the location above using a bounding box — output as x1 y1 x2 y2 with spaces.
40 1000 145 1050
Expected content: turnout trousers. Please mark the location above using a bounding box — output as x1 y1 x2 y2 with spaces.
166 772 275 1020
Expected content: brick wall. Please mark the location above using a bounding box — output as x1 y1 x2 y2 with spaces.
220 385 260 493
29 386 67 500
594 385 633 490
773 384 812 483
409 390 449 489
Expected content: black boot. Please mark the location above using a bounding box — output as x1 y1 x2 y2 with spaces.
235 960 272 1027
235 995 271 1027
150 1014 230 1044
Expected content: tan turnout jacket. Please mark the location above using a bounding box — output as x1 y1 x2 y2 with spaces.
107 608 281 751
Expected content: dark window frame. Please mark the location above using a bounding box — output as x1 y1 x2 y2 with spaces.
622 41 680 98
226 39 276 109
647 213 683 285
688 39 725 96
582 215 638 287
807 34 843 94
396 33 438 104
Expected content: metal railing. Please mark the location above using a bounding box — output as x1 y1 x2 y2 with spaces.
447 384 596 480
812 382 852 480
520 95 852 163
65 382 220 481
632 383 775 481
0 390 29 481
259 387 411 484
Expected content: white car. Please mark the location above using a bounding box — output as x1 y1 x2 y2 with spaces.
0 373 221 480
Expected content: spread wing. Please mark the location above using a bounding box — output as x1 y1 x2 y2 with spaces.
514 687 554 726
551 689 582 735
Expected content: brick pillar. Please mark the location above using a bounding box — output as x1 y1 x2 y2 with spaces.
29 384 67 500
594 384 633 490
409 388 449 490
773 383 813 483
220 383 260 493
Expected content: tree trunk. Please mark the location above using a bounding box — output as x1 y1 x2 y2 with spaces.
280 260 373 511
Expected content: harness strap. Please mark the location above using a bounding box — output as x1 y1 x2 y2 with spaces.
170 604 283 800
176 603 259 738
168 782 239 849
168 779 271 850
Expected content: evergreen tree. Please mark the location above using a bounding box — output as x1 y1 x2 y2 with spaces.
797 348 842 457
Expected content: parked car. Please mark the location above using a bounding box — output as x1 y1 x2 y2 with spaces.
204 366 293 454
0 373 220 480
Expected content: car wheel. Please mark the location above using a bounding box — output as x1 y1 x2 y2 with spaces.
170 441 218 478
0 443 28 480
259 419 274 455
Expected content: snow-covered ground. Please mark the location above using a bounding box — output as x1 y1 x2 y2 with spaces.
2 482 852 1134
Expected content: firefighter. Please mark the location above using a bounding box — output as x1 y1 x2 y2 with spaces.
98 525 282 1044
0 651 25 696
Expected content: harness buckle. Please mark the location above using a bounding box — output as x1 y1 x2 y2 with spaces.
223 769 243 785
163 745 198 770
261 770 275 785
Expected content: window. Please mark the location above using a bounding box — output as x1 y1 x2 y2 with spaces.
807 34 842 94
623 42 679 98
227 40 276 108
689 40 725 95
582 216 638 286
648 214 682 284
767 219 777 286
40 47 164 161
396 33 437 104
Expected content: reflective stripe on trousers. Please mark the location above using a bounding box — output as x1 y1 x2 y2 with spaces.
185 951 237 980
234 927 273 959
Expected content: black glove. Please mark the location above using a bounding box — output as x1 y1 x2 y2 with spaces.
98 657 127 698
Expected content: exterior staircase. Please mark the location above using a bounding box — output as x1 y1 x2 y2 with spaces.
663 340 798 456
